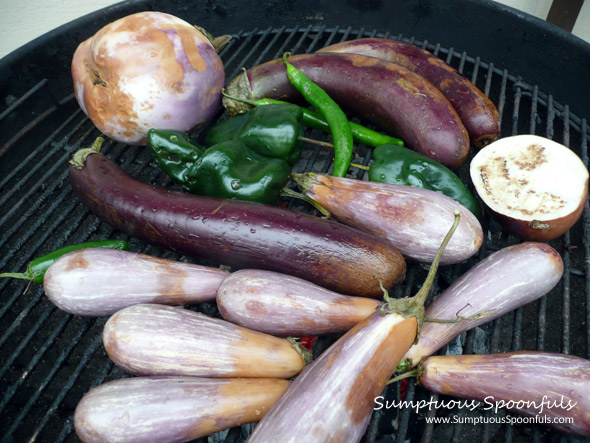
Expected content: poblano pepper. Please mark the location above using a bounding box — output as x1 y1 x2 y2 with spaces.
204 103 303 165
369 144 481 218
148 129 291 205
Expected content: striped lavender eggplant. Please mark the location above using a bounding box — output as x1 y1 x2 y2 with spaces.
74 376 290 442
419 352 590 437
217 269 381 336
293 172 483 265
247 309 418 442
102 304 306 378
43 248 228 316
401 242 563 368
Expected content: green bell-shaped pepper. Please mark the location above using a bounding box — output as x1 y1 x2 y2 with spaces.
369 144 481 219
204 103 303 165
148 129 291 205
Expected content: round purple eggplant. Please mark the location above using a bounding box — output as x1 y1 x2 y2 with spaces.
217 269 381 336
317 38 501 147
43 248 228 316
402 242 564 368
68 147 406 298
419 352 590 437
224 52 470 169
74 376 290 442
102 303 306 379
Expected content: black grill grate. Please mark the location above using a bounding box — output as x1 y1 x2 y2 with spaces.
0 26 589 443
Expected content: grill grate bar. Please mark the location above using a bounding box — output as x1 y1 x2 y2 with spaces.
562 106 572 355
27 335 104 443
3 317 96 441
0 79 48 122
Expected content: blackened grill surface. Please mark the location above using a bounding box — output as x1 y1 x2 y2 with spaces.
0 24 589 443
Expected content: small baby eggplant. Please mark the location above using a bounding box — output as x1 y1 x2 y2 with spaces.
419 352 590 437
102 304 306 379
217 269 381 336
293 172 483 265
43 248 228 316
74 376 290 442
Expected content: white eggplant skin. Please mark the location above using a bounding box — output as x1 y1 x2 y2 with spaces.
294 173 483 265
402 242 563 367
102 304 305 378
247 310 418 442
43 248 229 316
419 352 590 437
74 376 290 443
217 269 381 336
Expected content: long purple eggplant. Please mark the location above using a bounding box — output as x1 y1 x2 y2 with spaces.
68 143 406 297
224 52 470 169
402 242 563 368
293 172 483 265
418 352 590 437
217 269 381 336
317 38 501 147
74 376 290 442
43 248 228 316
102 304 306 378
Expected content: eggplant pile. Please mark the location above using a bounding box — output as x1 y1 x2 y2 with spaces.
51 17 590 442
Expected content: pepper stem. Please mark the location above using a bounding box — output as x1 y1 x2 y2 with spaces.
69 137 104 169
0 272 32 281
350 162 370 171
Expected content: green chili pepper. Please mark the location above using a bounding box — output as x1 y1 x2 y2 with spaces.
204 104 303 165
148 130 291 205
282 52 354 177
221 90 405 148
0 239 129 284
368 144 481 218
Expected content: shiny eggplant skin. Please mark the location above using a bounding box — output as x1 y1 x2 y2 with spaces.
74 376 290 442
224 52 470 170
102 304 305 378
402 242 564 367
317 38 501 147
294 172 483 265
43 248 228 316
217 269 381 336
419 352 590 437
68 151 405 297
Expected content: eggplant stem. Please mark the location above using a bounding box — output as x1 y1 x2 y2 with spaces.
281 186 331 218
70 137 104 169
287 337 313 366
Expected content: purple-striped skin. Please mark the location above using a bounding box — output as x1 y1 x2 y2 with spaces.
247 310 418 442
402 242 564 367
419 352 590 437
68 151 406 298
224 52 470 169
74 376 290 442
317 38 501 147
43 248 228 316
217 269 381 336
293 172 483 265
102 304 306 379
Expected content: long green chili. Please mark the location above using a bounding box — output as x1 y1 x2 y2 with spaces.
282 52 354 177
0 239 129 284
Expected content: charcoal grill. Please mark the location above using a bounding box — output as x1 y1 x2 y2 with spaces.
1 0 589 442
